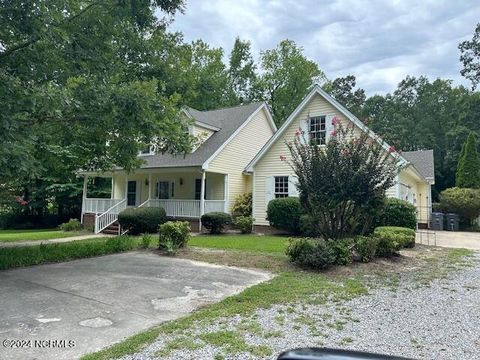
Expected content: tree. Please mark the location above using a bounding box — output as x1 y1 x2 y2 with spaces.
440 187 480 226
288 120 399 239
0 1 191 218
227 37 257 104
323 75 366 116
254 40 325 126
456 132 480 188
459 23 480 89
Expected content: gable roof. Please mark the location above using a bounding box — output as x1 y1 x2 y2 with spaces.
137 102 274 169
402 150 435 182
245 84 409 173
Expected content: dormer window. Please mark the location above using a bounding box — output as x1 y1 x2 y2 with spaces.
139 145 154 156
309 116 326 145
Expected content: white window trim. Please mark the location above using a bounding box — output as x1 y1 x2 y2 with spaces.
274 176 289 198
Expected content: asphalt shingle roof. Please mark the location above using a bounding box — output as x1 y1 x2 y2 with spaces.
402 149 435 180
138 102 264 169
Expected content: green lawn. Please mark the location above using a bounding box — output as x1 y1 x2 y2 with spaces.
0 229 85 243
189 235 289 254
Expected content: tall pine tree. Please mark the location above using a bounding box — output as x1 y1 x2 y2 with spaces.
456 132 480 188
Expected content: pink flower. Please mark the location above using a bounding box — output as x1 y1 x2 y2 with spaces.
341 149 349 156
330 130 337 137
295 129 301 136
388 145 396 153
331 116 340 126
279 155 287 161
14 196 28 206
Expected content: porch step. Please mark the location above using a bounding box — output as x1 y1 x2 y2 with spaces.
102 221 120 235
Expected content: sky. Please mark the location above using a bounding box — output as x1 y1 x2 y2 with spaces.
169 0 480 96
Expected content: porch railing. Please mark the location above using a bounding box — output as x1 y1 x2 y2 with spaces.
205 200 226 213
141 199 226 218
95 199 127 234
84 198 123 214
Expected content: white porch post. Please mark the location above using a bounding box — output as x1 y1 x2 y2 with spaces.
224 174 229 213
148 173 152 200
111 177 115 199
81 175 88 224
199 170 206 231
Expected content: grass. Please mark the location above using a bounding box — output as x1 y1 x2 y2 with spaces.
0 228 86 243
189 235 289 254
81 236 477 360
0 236 143 270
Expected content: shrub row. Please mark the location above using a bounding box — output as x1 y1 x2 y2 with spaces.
268 197 417 235
286 226 416 269
0 236 140 271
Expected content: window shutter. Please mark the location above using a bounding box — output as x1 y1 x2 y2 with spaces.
326 114 335 143
288 175 299 197
299 116 309 144
265 176 274 209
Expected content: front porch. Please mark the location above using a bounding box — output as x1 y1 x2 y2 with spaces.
81 168 229 234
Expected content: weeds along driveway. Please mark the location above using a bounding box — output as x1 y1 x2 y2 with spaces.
0 251 272 360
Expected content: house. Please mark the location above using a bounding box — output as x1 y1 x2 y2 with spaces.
80 84 434 234
244 84 434 231
80 102 277 233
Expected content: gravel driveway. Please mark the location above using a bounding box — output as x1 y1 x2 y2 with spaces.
122 253 480 360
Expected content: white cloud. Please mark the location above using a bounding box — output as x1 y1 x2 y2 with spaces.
170 0 480 94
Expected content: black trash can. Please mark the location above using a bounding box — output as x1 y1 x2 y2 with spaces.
445 213 460 231
430 212 444 231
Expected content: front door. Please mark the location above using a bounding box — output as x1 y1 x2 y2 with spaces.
127 180 137 206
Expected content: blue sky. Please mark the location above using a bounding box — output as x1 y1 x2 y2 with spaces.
169 0 480 95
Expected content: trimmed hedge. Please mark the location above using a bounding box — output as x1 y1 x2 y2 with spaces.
374 226 416 249
201 212 231 234
379 198 417 230
267 197 302 234
118 207 166 235
59 218 82 232
354 236 378 262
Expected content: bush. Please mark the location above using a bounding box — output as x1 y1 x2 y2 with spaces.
373 226 411 257
159 221 190 254
439 187 480 225
374 226 416 248
378 198 417 230
201 212 231 234
233 216 254 234
329 238 354 265
299 214 320 237
231 193 252 218
286 238 336 269
141 233 153 248
267 197 302 234
59 218 82 232
118 207 166 235
354 236 378 262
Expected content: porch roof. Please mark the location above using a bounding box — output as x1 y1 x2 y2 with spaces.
127 102 265 169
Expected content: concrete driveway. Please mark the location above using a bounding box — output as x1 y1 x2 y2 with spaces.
0 252 271 360
417 230 480 250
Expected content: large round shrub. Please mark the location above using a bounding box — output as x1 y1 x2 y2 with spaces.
201 212 231 234
285 238 336 269
118 207 166 235
378 198 417 230
267 197 302 234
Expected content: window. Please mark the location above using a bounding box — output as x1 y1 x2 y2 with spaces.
139 145 153 155
127 181 137 206
156 181 169 199
195 179 206 200
309 116 326 145
274 176 289 198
